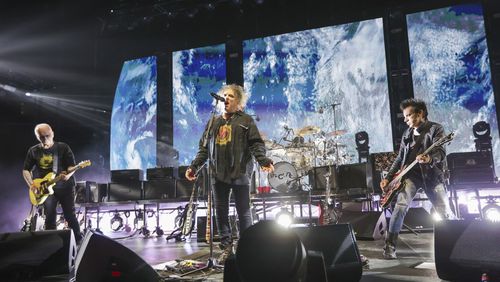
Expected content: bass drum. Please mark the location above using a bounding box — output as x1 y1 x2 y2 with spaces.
268 161 299 193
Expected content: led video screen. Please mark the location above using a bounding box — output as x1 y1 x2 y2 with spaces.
110 56 157 172
408 3 499 174
243 18 392 167
172 44 226 165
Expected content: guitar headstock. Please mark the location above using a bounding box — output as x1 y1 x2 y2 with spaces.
438 132 455 146
77 160 92 168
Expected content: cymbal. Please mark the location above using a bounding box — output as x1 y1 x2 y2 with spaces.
325 130 347 137
297 125 321 137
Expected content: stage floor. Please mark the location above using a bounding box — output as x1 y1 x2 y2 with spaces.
109 230 444 281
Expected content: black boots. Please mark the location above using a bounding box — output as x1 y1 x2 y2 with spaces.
383 232 398 259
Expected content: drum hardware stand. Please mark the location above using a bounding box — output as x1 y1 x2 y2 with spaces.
330 102 341 164
181 95 223 277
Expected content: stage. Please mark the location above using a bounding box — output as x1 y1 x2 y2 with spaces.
110 229 440 281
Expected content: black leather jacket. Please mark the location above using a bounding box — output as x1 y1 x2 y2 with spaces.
385 121 446 187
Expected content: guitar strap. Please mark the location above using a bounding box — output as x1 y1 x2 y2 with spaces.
406 122 431 166
52 142 59 174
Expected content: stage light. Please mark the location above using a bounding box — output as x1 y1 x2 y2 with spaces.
110 211 124 232
25 92 32 97
482 197 500 222
472 121 491 139
432 212 443 222
275 208 293 228
472 121 492 152
355 131 370 162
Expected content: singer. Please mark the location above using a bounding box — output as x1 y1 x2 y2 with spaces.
185 84 274 264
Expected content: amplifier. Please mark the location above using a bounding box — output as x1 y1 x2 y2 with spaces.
308 165 338 191
108 181 143 201
111 169 144 182
144 179 176 200
447 152 495 185
146 167 174 180
75 181 98 203
337 163 369 190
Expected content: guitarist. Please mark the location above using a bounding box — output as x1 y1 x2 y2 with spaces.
22 123 82 242
380 99 455 259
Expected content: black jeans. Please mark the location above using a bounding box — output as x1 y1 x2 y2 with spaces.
43 188 82 241
213 181 252 246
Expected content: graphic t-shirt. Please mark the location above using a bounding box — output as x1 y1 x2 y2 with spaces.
23 142 76 190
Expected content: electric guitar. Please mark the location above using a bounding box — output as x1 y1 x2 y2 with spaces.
29 160 91 206
181 181 199 238
380 132 454 208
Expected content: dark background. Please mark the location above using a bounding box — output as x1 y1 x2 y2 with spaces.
0 0 499 232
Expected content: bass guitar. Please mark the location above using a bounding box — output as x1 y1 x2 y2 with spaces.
380 132 453 208
29 160 91 206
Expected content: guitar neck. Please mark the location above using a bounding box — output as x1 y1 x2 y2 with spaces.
46 165 83 186
392 133 449 183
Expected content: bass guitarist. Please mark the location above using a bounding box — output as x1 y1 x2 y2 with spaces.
380 99 455 259
22 123 82 242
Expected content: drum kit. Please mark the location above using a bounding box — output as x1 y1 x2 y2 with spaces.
260 125 349 193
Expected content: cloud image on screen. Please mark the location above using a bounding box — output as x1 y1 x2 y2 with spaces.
173 44 226 165
110 56 157 173
243 18 392 166
407 3 499 174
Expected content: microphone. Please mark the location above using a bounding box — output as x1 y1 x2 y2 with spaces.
318 107 324 114
210 92 225 102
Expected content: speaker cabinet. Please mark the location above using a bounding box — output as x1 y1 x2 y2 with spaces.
338 211 387 240
293 224 362 282
308 165 338 191
108 181 143 201
143 179 176 200
0 230 76 280
447 152 496 185
402 207 433 232
435 220 500 281
337 163 368 189
146 167 174 180
176 179 194 198
75 181 98 203
111 169 144 182
76 231 159 282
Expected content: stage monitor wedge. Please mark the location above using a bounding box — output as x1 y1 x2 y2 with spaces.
0 230 76 280
75 230 159 282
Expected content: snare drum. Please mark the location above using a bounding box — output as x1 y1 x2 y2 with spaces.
268 161 298 193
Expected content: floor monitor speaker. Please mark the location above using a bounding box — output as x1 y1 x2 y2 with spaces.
435 219 500 282
75 230 159 282
0 230 76 280
338 211 387 240
293 224 363 282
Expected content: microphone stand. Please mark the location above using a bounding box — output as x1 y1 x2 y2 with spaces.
181 98 222 276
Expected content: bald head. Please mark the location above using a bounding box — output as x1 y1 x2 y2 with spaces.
34 123 54 149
